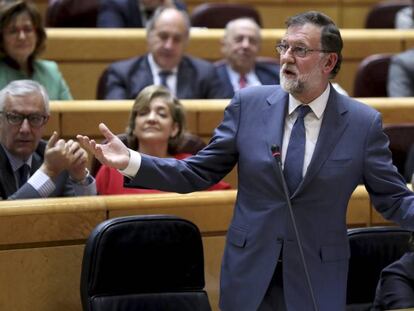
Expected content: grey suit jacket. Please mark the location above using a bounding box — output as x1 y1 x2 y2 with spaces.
0 141 95 200
215 61 280 97
387 49 414 97
104 54 232 100
125 84 414 310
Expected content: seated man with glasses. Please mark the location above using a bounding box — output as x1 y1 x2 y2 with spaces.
0 80 96 199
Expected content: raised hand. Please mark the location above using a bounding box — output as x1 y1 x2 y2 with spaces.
41 131 72 179
77 123 130 170
65 139 89 182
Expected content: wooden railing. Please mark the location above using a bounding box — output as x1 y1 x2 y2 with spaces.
0 185 389 311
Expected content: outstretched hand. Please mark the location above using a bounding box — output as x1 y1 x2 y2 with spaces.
77 123 130 170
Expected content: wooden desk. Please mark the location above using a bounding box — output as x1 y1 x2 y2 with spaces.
0 185 375 311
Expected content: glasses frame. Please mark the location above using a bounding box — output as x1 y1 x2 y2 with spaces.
0 111 48 128
276 43 333 58
3 25 35 38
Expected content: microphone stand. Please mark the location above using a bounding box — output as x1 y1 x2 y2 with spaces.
271 145 319 311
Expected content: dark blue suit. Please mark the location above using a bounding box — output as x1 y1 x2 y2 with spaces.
97 0 187 28
103 54 232 99
215 61 280 97
373 252 414 310
0 142 94 199
126 85 414 310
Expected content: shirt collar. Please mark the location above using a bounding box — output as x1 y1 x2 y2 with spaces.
288 83 330 119
1 144 32 172
147 53 178 77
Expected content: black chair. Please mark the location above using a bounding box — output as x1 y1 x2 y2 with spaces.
46 0 98 27
365 0 412 28
190 3 262 28
353 54 392 97
346 226 411 311
80 215 211 311
383 123 414 181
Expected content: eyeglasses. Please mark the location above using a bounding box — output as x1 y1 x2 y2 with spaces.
276 43 333 58
0 112 48 127
4 26 35 38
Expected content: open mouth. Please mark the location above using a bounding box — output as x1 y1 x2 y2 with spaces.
282 66 297 78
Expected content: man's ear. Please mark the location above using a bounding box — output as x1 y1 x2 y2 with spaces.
323 53 338 74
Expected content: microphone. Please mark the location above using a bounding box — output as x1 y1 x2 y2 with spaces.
271 145 319 311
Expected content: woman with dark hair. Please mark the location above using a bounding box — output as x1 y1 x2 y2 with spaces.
0 1 72 99
95 85 230 194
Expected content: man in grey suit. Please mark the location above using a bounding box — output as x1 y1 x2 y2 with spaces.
387 48 414 97
78 11 414 310
216 17 280 97
0 80 96 200
102 7 231 100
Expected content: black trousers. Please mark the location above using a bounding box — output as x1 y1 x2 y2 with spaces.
258 261 287 311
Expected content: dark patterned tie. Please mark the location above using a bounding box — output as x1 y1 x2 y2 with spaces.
284 105 312 194
159 70 172 90
18 163 30 188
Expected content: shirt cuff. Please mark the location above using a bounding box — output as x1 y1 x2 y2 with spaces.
27 169 56 197
118 149 141 178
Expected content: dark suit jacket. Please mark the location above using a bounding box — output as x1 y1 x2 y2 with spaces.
215 61 280 97
97 0 187 28
126 85 414 310
0 142 92 199
372 252 414 310
104 54 232 99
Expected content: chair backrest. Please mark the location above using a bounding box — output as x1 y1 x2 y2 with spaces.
80 215 211 311
346 227 411 309
46 0 98 27
383 123 414 181
90 132 207 177
190 3 262 28
353 54 392 97
365 0 412 28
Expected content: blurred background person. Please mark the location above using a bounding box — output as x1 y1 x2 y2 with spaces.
102 7 231 100
96 85 231 194
216 17 280 98
387 48 414 97
372 232 414 310
395 0 414 29
98 0 187 28
0 1 72 100
0 80 95 200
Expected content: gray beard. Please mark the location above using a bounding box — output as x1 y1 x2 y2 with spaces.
280 73 304 95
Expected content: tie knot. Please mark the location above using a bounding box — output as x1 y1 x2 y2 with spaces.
297 105 312 119
159 70 172 78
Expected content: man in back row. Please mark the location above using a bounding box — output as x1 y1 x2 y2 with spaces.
217 17 280 97
102 7 231 100
0 80 96 199
78 11 414 311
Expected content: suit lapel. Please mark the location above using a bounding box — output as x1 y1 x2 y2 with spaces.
263 89 289 188
130 56 153 98
176 57 192 98
0 144 17 198
298 86 349 193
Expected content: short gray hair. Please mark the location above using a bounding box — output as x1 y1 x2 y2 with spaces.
0 80 49 112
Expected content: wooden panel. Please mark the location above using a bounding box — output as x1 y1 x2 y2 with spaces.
106 191 236 234
42 29 414 98
0 245 84 311
0 197 106 245
346 185 371 227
